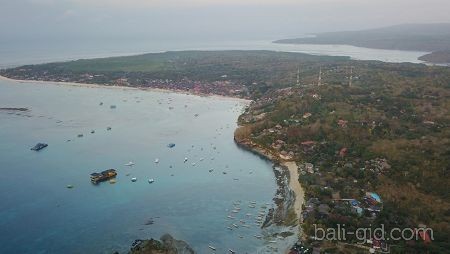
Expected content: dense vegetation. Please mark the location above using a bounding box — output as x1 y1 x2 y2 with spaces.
2 50 450 253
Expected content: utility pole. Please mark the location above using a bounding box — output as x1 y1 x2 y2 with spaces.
349 66 353 87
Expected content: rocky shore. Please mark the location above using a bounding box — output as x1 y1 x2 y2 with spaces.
118 234 195 254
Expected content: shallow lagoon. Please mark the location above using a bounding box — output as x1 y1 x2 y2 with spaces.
0 80 277 253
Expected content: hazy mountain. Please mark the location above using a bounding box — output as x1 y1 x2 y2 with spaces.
275 23 450 52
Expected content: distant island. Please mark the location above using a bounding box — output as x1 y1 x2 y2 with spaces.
275 23 450 64
1 50 450 253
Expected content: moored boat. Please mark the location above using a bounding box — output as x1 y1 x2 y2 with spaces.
90 169 117 184
31 143 48 151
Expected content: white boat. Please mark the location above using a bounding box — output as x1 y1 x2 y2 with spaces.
148 178 155 183
184 157 188 163
154 158 159 163
131 177 137 182
208 245 216 251
125 161 135 166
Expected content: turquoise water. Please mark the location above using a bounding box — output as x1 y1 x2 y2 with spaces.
0 80 277 253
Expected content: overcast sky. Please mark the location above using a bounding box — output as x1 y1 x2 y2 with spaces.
2 0 450 42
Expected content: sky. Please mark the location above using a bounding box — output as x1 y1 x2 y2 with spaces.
1 0 450 42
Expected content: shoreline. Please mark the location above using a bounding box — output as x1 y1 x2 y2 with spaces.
0 75 250 103
234 138 305 227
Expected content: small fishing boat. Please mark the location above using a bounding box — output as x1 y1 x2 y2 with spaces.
229 249 236 253
90 130 95 134
148 178 155 183
184 157 188 163
131 177 137 182
107 127 112 131
66 184 74 189
154 158 159 163
31 143 48 151
167 143 176 148
125 161 135 166
208 245 216 251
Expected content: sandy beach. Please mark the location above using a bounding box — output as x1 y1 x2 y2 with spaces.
283 161 305 220
0 75 250 103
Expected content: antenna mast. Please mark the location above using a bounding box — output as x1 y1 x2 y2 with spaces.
349 66 353 87
318 67 322 86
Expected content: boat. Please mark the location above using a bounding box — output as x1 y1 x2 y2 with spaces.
90 130 95 134
30 143 48 151
66 184 74 189
148 178 155 183
184 157 188 163
77 134 83 138
107 127 112 131
90 169 117 184
209 169 214 172
167 143 176 148
110 105 116 109
131 177 137 182
124 161 135 166
229 249 236 253
154 158 159 163
208 245 216 251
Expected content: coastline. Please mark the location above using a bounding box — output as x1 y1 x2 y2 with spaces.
0 75 250 103
234 138 305 228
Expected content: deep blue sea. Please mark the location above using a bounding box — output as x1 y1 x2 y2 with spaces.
0 39 426 253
